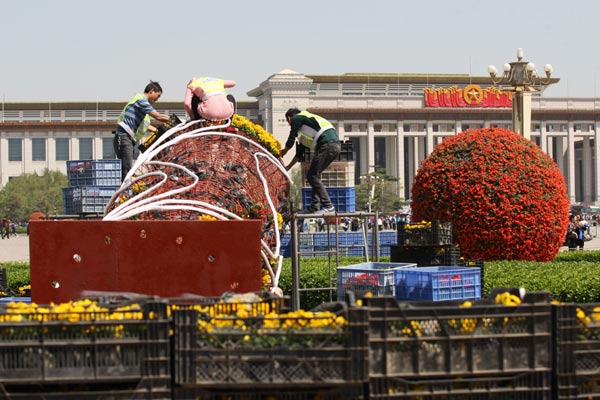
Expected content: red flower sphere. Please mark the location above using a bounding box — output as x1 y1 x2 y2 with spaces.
411 127 569 261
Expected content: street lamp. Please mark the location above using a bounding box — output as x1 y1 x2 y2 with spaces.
360 174 384 212
488 48 557 141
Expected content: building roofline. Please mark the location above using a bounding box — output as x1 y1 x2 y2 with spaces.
305 73 560 86
0 121 115 131
0 100 258 110
311 107 600 117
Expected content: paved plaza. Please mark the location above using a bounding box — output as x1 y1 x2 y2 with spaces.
0 234 30 262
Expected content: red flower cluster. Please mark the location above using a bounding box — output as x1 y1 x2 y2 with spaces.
411 127 570 261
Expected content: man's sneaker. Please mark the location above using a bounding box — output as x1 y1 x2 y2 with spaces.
301 208 319 214
322 206 336 213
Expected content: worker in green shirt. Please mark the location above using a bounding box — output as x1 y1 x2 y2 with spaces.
280 108 340 213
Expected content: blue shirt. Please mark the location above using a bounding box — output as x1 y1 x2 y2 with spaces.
116 96 155 136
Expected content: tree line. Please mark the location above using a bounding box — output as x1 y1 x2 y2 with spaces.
0 169 67 222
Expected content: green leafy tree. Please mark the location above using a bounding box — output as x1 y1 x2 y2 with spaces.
288 166 304 212
356 168 403 213
0 169 67 221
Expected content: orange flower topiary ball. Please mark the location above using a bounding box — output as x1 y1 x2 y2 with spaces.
410 127 569 261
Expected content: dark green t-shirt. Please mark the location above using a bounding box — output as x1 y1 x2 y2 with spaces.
285 113 338 159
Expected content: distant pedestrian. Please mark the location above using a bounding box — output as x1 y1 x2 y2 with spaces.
3 219 10 239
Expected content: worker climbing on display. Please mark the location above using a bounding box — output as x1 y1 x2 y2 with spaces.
280 108 340 213
113 81 169 182
184 76 236 121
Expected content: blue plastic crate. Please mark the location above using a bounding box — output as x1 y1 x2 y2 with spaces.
312 232 330 245
302 187 356 212
380 245 391 257
67 159 121 173
68 175 121 187
394 266 481 302
346 246 365 257
67 160 121 187
62 188 74 214
337 262 417 300
64 186 120 199
62 186 119 214
340 232 365 246
298 233 313 246
379 231 397 245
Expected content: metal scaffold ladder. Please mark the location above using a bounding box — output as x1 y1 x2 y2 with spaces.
289 211 381 310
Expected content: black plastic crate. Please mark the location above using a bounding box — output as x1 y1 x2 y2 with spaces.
390 244 461 266
173 385 365 400
168 293 290 315
0 301 170 386
0 381 171 400
172 302 368 388
553 303 600 399
369 371 551 399
363 295 552 378
397 220 452 246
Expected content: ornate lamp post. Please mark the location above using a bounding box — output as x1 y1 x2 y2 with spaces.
488 48 557 141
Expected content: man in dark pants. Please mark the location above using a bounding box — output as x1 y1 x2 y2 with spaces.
113 81 169 182
280 108 340 213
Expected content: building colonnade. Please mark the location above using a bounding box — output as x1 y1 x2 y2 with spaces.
1 69 599 206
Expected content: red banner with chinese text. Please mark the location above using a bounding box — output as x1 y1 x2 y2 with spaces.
424 85 512 108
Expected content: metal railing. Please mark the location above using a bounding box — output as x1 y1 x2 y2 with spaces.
289 211 380 310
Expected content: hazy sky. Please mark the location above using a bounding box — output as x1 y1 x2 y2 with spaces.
2 0 599 103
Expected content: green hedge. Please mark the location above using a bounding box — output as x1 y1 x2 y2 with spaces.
5 251 600 307
279 251 600 310
0 262 30 295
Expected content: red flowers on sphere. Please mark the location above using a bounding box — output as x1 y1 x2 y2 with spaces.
410 127 569 261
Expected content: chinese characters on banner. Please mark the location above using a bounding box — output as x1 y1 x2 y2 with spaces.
424 85 512 108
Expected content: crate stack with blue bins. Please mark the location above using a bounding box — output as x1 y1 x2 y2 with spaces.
62 159 121 215
301 141 355 214
281 231 397 258
301 141 357 256
387 220 483 301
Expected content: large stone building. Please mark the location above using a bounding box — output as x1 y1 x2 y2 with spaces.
1 69 598 203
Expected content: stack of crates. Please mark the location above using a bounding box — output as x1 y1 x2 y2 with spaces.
390 220 459 266
301 141 356 212
390 220 483 301
62 159 121 215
